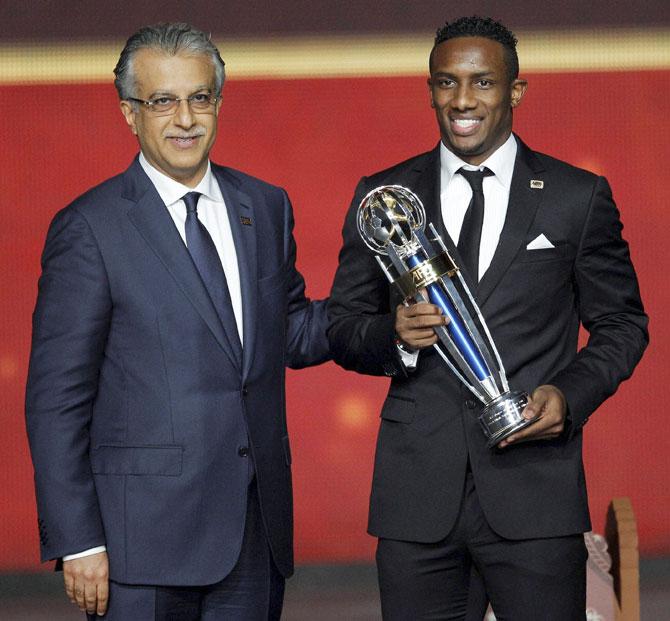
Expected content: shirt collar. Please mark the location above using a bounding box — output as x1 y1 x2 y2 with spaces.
138 153 223 206
440 133 517 188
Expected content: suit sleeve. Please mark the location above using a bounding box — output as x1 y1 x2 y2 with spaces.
280 189 331 369
326 178 406 377
548 176 648 432
25 207 110 562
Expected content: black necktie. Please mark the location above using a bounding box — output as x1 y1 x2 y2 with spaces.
457 168 493 283
183 192 242 364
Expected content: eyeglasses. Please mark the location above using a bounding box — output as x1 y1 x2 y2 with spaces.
127 93 219 116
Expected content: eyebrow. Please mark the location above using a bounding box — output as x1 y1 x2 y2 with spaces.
146 85 212 98
432 70 496 79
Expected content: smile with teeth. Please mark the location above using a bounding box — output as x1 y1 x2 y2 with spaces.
168 135 202 148
450 117 482 136
454 118 479 127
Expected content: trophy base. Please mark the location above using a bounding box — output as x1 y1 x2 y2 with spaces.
478 391 536 448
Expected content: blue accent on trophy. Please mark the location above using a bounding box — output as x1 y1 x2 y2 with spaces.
357 185 537 447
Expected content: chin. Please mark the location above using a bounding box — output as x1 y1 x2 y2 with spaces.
447 140 485 158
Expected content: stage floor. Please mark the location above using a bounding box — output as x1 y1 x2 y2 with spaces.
1 561 668 619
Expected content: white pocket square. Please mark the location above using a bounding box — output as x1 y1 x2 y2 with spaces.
526 234 555 250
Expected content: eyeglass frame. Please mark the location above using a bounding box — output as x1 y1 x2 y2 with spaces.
125 92 220 116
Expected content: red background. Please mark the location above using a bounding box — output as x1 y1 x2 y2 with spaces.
1 71 668 570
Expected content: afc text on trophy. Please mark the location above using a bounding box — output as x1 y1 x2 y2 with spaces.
357 185 538 447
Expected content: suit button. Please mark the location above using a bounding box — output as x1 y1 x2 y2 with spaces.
465 399 477 409
238 446 249 457
242 386 249 396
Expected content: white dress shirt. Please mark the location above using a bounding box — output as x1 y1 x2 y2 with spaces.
440 133 517 280
140 153 244 343
399 133 517 369
63 154 243 562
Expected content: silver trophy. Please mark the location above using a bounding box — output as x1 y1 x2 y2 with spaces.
357 185 538 447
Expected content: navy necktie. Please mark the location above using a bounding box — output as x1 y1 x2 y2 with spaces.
457 168 493 283
183 192 242 364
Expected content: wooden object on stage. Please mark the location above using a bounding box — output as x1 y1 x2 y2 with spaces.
582 497 640 621
606 497 640 621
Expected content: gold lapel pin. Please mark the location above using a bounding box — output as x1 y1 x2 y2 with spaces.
240 216 252 226
530 180 544 189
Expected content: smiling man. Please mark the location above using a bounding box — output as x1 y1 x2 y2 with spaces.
328 16 648 620
26 23 329 620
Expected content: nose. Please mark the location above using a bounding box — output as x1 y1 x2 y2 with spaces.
173 98 196 128
451 84 476 111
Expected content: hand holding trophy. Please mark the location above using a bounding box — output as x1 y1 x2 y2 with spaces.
357 185 538 447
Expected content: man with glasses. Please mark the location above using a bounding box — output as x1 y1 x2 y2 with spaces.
26 22 329 620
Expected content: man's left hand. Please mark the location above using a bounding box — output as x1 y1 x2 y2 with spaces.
497 384 567 448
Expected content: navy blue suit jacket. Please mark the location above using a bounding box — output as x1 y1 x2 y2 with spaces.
26 157 329 585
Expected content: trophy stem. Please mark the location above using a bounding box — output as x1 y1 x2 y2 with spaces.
357 185 532 450
405 253 497 401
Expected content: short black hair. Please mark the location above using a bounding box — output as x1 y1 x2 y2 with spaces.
430 16 519 82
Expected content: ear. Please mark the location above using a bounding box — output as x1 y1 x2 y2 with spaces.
510 79 528 108
120 100 138 135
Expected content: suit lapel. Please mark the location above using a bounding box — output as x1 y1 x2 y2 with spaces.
124 159 242 371
213 166 258 382
476 137 546 306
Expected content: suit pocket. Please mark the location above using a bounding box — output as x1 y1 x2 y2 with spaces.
516 242 570 263
380 394 416 424
90 445 183 476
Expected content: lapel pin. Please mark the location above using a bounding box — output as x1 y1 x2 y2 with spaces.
530 180 544 189
240 216 252 226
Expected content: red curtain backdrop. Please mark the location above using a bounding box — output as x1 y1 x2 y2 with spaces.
1 71 668 570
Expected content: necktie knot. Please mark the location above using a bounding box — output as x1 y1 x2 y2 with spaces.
457 167 492 194
182 191 202 215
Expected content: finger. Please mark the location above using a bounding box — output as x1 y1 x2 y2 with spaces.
403 302 443 317
522 396 546 420
498 431 541 448
85 582 98 614
406 335 439 348
74 581 86 610
64 573 75 603
405 315 447 329
404 327 439 339
511 431 561 445
499 417 565 447
396 323 442 342
97 579 109 616
499 417 552 445
399 332 439 348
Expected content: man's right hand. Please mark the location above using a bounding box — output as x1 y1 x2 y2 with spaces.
63 551 109 616
395 302 448 350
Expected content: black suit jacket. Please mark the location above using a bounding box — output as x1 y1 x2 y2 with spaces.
26 157 330 585
327 137 648 542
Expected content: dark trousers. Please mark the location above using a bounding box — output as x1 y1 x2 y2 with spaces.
88 481 284 621
376 473 587 621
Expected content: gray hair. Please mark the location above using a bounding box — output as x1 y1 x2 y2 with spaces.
113 23 226 100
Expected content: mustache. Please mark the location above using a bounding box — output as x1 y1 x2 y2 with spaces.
164 128 206 139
